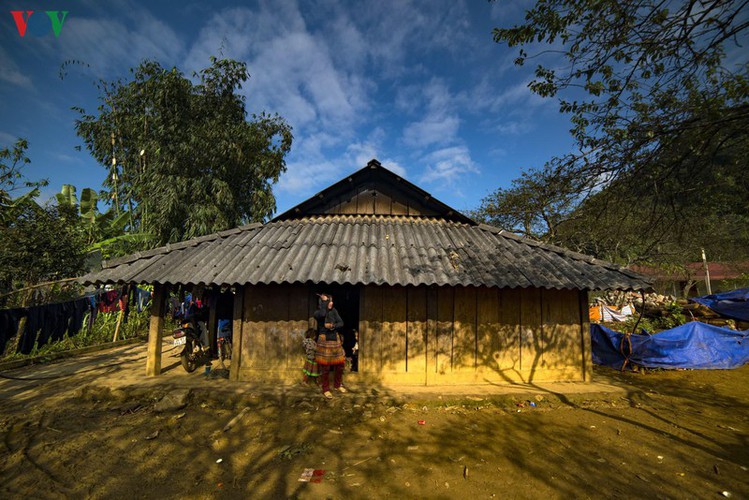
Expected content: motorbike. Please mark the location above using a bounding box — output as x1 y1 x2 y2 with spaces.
217 319 233 367
172 320 210 373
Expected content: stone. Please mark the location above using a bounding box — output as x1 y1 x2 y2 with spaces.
153 390 190 413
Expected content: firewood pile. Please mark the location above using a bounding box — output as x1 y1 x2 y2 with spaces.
596 291 749 330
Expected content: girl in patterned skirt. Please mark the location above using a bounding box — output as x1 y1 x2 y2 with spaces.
314 294 346 399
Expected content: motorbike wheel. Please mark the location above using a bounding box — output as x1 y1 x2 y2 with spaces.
181 339 199 373
220 339 232 363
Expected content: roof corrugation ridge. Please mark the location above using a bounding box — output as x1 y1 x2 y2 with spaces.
102 222 263 268
477 223 652 283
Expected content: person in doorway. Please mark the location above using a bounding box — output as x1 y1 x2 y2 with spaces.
314 294 346 399
302 328 320 384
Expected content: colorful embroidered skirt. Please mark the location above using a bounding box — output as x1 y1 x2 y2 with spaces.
315 339 345 365
303 358 320 377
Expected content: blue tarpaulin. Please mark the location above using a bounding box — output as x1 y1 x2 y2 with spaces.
691 288 749 322
591 322 749 370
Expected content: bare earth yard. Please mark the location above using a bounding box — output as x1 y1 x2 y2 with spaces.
1 340 748 499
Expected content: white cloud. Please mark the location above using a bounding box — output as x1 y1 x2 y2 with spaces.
354 0 473 77
403 116 460 148
346 139 406 178
420 146 479 185
0 131 19 146
185 3 371 134
0 47 33 88
278 126 406 196
381 159 406 178
401 79 462 148
58 9 185 76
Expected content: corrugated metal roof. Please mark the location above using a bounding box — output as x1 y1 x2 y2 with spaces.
80 215 653 291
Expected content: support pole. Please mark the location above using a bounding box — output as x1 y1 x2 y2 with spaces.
701 248 712 295
146 283 167 376
208 298 217 358
229 287 245 381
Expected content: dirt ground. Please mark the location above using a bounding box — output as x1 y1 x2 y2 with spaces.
1 340 748 499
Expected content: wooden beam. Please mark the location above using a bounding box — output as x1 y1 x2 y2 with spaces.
146 284 166 376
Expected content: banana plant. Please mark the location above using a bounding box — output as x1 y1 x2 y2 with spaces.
56 184 151 257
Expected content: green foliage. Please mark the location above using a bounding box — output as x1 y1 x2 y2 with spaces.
74 57 293 246
488 0 749 265
55 183 152 260
0 140 87 301
0 138 47 226
0 202 87 299
554 127 749 265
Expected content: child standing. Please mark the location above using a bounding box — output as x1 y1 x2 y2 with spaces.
351 330 359 372
302 328 320 384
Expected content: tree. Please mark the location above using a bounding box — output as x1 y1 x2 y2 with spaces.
0 140 87 300
554 124 749 266
0 138 47 225
0 203 87 298
493 0 749 200
74 57 293 245
470 165 578 240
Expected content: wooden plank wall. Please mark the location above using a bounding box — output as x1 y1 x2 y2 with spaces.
360 284 587 384
236 283 588 384
324 188 436 217
237 283 315 379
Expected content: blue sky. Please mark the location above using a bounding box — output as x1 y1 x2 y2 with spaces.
0 0 577 216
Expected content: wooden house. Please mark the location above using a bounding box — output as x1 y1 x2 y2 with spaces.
83 160 651 385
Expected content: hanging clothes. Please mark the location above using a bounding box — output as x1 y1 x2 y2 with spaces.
86 292 100 333
98 290 120 313
135 287 152 312
28 303 67 349
120 285 130 324
19 305 43 354
169 296 181 320
66 297 89 338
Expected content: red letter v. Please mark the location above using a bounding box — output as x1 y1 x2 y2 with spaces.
11 11 34 37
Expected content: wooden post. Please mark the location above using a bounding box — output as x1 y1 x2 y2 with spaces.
146 284 166 376
113 309 123 342
229 287 245 381
5 288 34 356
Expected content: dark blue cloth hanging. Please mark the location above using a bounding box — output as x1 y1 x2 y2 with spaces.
19 305 43 354
67 297 89 338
